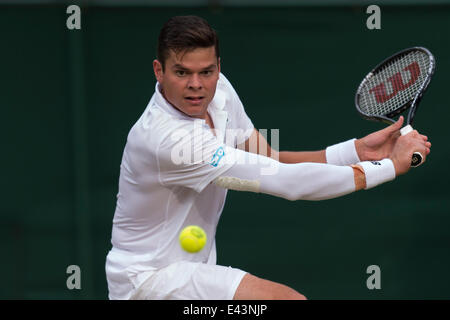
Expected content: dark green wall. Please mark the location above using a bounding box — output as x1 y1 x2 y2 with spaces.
2 4 450 299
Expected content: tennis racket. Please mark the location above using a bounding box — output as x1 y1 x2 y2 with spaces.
355 47 435 167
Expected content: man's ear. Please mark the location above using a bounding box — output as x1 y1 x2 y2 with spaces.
153 59 163 83
217 57 221 74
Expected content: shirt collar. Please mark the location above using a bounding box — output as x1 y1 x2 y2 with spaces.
207 89 228 136
154 82 192 120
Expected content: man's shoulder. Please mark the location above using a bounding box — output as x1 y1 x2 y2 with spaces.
126 106 176 151
130 106 213 153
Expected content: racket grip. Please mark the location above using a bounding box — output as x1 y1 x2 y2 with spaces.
400 124 423 167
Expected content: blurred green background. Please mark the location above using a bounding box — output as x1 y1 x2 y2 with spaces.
1 0 450 299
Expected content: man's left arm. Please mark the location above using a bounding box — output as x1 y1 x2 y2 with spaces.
238 128 327 163
240 116 431 165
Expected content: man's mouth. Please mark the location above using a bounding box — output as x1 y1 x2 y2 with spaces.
185 96 204 104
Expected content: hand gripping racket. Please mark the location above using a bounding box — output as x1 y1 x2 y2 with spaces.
355 47 435 167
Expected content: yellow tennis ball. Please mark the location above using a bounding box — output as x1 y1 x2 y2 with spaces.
179 225 207 253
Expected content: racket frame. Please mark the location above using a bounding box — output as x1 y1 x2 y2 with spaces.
355 46 435 126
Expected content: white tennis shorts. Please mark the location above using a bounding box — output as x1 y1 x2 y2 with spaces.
129 261 247 300
106 249 247 300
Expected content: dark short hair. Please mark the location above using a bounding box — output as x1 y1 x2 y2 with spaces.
157 15 220 70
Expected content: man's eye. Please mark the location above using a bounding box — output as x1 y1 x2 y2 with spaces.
175 70 186 76
201 70 213 75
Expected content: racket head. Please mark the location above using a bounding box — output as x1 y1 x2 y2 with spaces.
355 47 435 125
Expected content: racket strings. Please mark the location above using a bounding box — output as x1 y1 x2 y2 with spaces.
358 51 431 117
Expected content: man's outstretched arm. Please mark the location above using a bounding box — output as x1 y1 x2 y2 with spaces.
241 116 431 165
216 127 429 201
238 128 326 164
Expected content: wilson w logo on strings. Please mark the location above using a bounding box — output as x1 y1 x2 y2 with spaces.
369 61 421 103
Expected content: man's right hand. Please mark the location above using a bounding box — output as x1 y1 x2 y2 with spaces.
390 129 431 176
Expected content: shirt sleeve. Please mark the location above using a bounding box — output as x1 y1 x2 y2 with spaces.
156 120 236 193
213 146 396 201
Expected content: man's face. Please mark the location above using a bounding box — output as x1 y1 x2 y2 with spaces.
153 46 220 119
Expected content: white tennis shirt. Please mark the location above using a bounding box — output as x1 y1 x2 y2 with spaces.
106 73 254 299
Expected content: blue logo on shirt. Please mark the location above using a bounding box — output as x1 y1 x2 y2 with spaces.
209 146 225 167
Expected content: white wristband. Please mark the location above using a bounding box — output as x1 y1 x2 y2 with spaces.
357 159 396 190
326 138 361 166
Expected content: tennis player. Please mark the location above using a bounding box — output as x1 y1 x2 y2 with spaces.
105 15 431 300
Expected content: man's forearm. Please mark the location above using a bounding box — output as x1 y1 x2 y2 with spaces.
276 139 359 165
243 129 358 165
277 150 326 164
214 146 396 201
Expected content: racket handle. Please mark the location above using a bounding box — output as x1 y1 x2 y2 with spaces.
400 124 423 167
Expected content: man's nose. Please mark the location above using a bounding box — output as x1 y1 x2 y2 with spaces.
187 74 202 90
